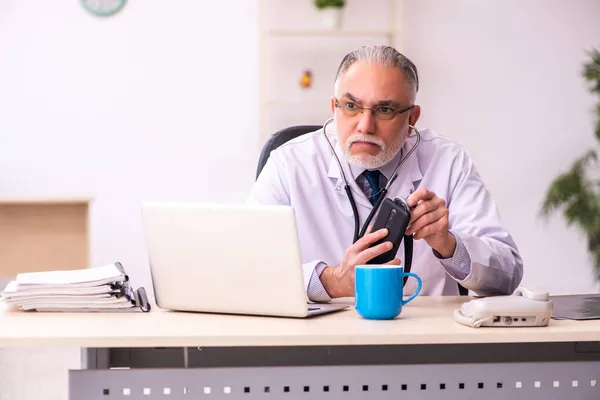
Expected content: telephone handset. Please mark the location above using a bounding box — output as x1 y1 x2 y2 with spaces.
453 287 553 328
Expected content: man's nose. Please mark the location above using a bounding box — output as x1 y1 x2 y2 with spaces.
356 109 376 134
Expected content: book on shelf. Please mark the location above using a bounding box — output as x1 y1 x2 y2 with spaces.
0 262 150 312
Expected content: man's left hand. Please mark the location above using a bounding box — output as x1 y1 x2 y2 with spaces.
405 188 456 258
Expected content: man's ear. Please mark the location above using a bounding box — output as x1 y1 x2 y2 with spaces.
330 96 336 113
409 105 421 127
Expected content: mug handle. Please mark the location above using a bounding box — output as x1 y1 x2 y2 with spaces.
401 272 422 306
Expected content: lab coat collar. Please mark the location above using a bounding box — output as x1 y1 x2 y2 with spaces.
348 144 405 183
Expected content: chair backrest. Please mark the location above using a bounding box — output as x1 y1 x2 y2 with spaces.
256 125 321 180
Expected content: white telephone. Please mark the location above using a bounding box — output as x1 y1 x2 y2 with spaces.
453 287 553 328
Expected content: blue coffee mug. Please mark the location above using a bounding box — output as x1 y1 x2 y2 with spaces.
355 265 422 320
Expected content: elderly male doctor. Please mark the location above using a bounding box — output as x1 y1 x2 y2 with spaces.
247 45 523 302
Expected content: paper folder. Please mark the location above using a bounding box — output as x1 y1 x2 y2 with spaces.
1 262 150 312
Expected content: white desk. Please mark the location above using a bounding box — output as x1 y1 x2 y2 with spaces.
2 296 600 399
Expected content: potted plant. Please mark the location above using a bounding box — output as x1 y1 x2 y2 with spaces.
314 0 345 29
540 48 600 279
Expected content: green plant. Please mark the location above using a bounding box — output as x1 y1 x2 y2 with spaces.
540 48 600 278
313 0 345 9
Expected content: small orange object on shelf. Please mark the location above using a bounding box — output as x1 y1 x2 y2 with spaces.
299 69 313 89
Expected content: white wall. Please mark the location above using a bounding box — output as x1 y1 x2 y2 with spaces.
2 0 597 305
402 0 600 294
0 1 259 399
0 0 261 295
1 1 600 399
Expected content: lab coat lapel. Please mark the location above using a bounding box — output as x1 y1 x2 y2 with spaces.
389 135 424 199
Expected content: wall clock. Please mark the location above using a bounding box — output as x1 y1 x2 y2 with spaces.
80 0 126 17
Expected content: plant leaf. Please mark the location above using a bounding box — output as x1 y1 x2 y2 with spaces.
540 150 599 234
592 243 600 280
583 49 600 142
544 48 600 278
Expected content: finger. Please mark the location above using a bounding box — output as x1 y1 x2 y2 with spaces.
407 187 428 204
406 203 448 235
409 196 445 224
355 241 393 265
407 206 447 236
406 188 436 208
385 258 401 265
414 211 449 240
352 228 389 251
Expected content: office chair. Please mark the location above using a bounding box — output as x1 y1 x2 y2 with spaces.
256 125 321 180
256 125 469 296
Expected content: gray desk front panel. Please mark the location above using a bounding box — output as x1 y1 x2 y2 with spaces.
85 341 600 369
70 361 600 400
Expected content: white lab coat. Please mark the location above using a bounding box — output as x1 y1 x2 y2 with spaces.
247 123 523 297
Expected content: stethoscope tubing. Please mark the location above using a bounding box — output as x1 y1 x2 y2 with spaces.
322 117 421 243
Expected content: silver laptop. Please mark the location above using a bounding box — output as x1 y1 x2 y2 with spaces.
141 202 349 318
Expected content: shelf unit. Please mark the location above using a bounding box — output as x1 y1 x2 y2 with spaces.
0 197 91 278
265 29 395 38
258 0 402 145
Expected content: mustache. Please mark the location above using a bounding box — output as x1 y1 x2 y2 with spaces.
346 134 385 149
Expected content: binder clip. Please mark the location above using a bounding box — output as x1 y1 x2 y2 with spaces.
134 287 151 312
115 261 151 312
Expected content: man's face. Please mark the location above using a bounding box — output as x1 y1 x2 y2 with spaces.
331 61 420 169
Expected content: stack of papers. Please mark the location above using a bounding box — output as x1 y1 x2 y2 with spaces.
0 262 150 312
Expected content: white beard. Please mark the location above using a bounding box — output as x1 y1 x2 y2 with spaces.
343 133 404 169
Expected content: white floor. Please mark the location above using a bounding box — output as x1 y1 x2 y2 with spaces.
0 348 80 400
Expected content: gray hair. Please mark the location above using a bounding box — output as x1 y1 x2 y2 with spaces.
334 45 419 101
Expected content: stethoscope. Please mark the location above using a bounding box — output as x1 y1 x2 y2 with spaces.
322 117 421 244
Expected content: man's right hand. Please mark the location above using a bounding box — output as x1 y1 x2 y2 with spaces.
320 228 401 298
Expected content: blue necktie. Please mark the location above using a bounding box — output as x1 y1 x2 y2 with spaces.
363 170 382 205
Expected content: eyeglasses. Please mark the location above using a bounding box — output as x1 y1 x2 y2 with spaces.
334 98 415 121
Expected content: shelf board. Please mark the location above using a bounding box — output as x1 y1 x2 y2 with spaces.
262 99 332 108
264 29 394 38
0 197 92 205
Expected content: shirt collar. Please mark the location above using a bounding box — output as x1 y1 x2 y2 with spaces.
348 145 405 183
326 122 424 195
